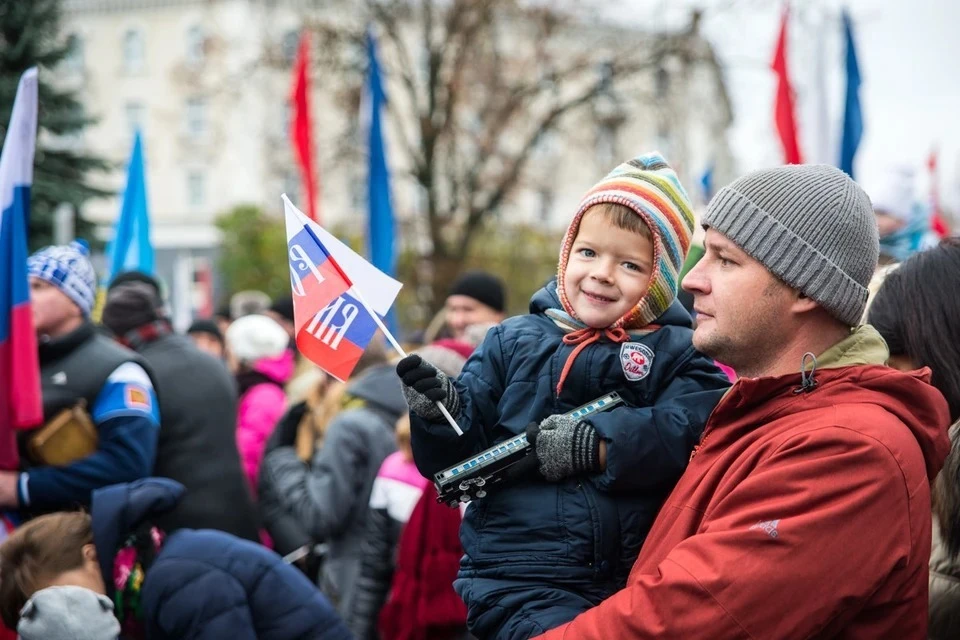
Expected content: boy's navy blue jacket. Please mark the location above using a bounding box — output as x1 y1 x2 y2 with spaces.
410 282 730 638
91 478 351 640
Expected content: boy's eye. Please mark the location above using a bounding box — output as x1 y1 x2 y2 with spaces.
579 248 596 258
623 262 642 272
719 257 734 267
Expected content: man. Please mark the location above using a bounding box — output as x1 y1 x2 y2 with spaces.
535 165 951 639
186 318 226 360
441 271 506 341
101 282 260 541
0 241 160 512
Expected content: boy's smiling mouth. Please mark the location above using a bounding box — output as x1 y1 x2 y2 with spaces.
582 290 616 303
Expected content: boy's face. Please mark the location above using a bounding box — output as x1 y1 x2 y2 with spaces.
563 209 654 329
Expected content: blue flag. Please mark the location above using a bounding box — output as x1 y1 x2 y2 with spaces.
839 10 863 178
699 164 714 203
365 31 397 333
106 130 153 283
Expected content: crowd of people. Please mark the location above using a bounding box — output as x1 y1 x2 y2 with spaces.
0 151 957 640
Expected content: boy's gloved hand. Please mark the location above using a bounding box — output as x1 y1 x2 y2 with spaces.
396 354 461 422
528 414 602 481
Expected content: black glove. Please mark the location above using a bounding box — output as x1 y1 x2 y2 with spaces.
396 354 461 422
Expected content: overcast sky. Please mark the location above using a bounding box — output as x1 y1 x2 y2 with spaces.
604 0 960 210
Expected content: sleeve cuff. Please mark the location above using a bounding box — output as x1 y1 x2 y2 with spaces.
17 473 30 507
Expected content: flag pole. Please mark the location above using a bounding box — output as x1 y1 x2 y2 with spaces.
349 286 464 437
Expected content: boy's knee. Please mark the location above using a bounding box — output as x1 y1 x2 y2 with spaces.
492 597 590 640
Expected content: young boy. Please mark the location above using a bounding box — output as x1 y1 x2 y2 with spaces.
398 152 730 640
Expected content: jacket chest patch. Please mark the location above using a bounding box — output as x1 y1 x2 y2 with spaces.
620 343 654 381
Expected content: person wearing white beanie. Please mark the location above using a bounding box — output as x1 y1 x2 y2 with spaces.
225 314 291 368
225 314 296 497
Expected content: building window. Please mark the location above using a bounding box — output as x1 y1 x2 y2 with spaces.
187 171 205 207
282 30 300 64
125 101 145 135
185 97 206 137
185 26 204 66
122 29 145 73
64 34 84 71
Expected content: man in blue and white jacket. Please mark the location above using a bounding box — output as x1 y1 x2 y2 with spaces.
0 241 159 513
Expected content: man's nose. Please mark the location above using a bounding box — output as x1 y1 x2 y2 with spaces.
681 260 708 294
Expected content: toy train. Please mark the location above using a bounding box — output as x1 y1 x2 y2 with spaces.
434 392 624 507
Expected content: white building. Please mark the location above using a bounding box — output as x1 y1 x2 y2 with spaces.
60 0 735 325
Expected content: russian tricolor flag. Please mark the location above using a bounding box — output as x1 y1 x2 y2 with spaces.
0 68 42 469
283 195 402 381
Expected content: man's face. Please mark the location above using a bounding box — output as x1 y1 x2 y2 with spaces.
29 277 83 338
682 229 797 374
190 333 224 359
444 295 504 339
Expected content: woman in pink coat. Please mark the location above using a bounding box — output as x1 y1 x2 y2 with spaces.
226 314 295 496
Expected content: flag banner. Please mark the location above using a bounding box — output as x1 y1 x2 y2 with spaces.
0 68 42 471
771 7 803 164
839 10 863 177
291 31 319 222
105 130 154 283
284 195 402 381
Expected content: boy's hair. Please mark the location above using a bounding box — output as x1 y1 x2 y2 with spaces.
585 202 653 241
0 512 93 629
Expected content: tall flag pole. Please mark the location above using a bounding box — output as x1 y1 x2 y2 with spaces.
839 9 863 178
105 129 154 283
771 5 803 164
0 68 43 470
928 149 949 238
365 29 397 334
291 31 320 222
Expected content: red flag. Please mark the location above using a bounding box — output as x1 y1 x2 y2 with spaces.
771 7 803 164
928 150 949 238
290 32 320 222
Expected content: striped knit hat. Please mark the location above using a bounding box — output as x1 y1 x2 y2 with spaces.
557 151 696 329
27 240 98 317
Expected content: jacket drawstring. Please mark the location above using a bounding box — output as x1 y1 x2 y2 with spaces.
794 352 819 394
556 327 629 396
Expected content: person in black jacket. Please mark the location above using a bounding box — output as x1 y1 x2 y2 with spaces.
101 281 260 541
259 362 405 616
348 339 473 639
0 242 160 514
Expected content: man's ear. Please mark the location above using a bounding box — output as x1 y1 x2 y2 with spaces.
82 543 98 564
791 290 820 314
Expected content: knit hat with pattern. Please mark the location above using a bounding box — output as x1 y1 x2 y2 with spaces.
557 151 696 329
27 240 97 317
703 164 878 326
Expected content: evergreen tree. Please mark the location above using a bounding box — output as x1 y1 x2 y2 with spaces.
0 0 110 250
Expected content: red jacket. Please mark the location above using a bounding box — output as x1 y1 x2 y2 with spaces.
536 360 950 640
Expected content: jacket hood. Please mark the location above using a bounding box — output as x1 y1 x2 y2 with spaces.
252 348 295 385
555 152 696 330
530 279 692 330
91 479 185 597
347 362 406 417
723 327 950 482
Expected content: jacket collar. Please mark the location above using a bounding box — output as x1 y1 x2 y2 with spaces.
38 322 96 365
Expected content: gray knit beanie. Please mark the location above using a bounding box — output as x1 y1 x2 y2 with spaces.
704 164 879 326
17 585 120 640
